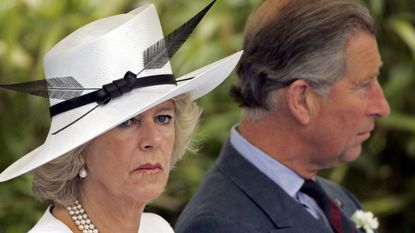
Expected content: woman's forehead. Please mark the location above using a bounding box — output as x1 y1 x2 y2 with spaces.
139 100 175 116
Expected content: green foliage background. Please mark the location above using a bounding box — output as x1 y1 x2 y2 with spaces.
0 0 414 232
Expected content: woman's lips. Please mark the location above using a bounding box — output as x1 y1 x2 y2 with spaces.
135 163 162 173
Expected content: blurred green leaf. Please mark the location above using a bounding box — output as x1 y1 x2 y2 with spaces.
379 112 415 132
386 17 415 60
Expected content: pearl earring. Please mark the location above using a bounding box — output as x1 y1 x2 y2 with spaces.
79 166 87 178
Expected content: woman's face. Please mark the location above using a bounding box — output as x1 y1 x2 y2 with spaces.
83 100 176 204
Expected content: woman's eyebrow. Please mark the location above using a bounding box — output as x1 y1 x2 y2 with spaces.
155 106 175 114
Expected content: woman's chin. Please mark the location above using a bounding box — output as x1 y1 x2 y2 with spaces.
133 189 164 203
126 181 166 202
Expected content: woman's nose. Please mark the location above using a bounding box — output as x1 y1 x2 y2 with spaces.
138 122 162 151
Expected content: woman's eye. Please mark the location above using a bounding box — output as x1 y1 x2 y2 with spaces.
157 115 172 125
119 119 133 128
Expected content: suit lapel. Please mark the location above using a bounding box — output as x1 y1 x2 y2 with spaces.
215 141 332 233
317 178 367 233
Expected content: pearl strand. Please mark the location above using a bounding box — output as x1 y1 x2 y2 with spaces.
67 200 99 233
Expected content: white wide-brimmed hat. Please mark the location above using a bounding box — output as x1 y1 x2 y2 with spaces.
0 2 242 182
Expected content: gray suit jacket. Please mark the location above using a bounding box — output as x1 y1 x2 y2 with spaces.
175 140 366 233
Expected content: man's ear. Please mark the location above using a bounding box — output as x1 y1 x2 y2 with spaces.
286 79 317 125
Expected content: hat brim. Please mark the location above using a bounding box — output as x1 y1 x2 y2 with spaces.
0 51 243 182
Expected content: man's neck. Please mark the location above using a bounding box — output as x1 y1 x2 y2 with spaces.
238 116 319 179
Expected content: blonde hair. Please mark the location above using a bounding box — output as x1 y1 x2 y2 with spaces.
32 93 200 205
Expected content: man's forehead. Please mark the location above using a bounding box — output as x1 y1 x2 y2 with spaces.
344 31 382 80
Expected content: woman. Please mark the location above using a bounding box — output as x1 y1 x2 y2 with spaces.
0 2 242 232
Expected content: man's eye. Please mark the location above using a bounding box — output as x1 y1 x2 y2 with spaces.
157 115 172 125
362 81 372 88
359 80 376 91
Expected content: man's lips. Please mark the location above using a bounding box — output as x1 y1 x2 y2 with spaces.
135 163 162 172
357 130 373 141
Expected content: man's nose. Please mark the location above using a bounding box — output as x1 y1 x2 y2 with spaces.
368 81 390 118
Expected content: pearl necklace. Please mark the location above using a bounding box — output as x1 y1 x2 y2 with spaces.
67 200 99 233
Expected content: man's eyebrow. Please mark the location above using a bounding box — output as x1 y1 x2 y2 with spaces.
364 62 383 80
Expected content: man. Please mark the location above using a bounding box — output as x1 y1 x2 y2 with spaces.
175 0 389 233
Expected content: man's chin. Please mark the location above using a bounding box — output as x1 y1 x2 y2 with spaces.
341 147 362 163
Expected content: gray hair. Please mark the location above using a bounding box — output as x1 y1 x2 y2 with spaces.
32 93 200 205
231 0 375 119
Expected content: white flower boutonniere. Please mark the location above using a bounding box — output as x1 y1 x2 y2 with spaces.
351 210 379 233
